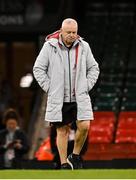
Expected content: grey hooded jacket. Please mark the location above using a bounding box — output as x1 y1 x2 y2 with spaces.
33 32 99 122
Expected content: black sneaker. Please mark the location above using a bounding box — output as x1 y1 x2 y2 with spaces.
67 153 83 170
61 163 72 169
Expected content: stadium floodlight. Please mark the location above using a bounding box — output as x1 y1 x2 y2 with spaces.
20 73 33 88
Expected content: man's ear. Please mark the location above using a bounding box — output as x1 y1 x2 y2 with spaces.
60 28 62 34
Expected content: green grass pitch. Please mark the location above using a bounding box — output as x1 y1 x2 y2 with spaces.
0 169 136 179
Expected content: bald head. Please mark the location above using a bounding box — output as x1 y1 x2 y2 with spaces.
61 18 78 30
60 18 78 47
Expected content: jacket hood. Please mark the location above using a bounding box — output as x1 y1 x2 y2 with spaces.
45 30 60 41
45 30 82 42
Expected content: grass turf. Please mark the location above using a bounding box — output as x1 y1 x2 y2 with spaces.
0 169 136 179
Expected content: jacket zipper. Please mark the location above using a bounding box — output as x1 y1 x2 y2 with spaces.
68 50 72 102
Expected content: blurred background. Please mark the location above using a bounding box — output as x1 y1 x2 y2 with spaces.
0 0 136 169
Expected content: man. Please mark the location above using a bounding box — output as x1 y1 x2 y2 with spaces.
33 18 99 169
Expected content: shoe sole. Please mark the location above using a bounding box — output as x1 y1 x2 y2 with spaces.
67 158 74 170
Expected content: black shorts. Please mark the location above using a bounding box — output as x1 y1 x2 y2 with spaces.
51 102 77 127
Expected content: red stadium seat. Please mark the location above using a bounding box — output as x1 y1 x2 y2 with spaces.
90 129 113 136
118 118 136 129
115 129 136 143
91 119 115 125
119 111 136 119
89 111 116 143
90 124 114 134
90 136 112 143
94 111 116 121
115 111 136 143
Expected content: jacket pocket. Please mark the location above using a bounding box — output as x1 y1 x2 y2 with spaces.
43 80 50 93
46 97 62 112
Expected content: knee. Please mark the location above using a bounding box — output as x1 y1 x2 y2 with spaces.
57 125 70 137
77 120 90 133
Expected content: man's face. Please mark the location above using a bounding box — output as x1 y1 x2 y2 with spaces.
60 23 78 46
6 119 17 131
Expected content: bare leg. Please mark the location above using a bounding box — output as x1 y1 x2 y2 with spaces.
73 120 90 155
56 125 70 164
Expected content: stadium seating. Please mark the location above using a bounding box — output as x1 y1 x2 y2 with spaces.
115 112 136 143
82 1 136 161
88 111 116 143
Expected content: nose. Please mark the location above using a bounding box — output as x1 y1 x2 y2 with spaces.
70 32 74 37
